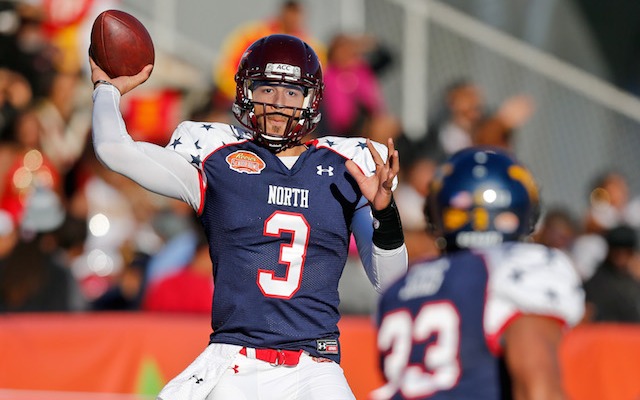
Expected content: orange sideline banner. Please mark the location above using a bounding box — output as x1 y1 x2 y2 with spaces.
0 313 639 400
560 324 640 400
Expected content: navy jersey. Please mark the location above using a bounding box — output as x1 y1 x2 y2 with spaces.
166 121 388 363
373 243 584 399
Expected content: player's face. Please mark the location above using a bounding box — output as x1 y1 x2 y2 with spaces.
252 82 305 136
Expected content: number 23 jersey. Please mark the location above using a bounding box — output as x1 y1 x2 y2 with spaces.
373 242 585 399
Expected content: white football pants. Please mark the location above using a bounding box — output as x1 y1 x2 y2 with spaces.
158 343 356 400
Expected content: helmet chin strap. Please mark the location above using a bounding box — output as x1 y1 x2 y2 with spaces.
259 121 305 153
250 107 306 153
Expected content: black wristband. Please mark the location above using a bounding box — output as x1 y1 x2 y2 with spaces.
371 196 404 250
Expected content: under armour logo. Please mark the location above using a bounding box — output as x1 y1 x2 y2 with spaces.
190 374 203 384
232 365 239 374
317 165 334 176
316 339 339 354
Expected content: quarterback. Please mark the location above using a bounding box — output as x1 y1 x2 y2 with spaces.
90 34 407 399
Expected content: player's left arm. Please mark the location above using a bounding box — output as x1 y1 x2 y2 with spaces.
347 138 408 293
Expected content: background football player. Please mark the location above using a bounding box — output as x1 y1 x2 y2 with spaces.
89 34 407 399
372 147 584 400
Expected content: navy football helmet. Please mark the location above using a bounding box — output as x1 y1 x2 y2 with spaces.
233 34 323 152
425 147 540 251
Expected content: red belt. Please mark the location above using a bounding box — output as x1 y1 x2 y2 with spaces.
239 347 303 366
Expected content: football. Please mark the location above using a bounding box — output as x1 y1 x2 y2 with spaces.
89 10 155 78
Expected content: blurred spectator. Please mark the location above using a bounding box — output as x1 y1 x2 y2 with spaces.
0 68 32 140
571 231 608 282
91 247 150 311
0 209 17 258
47 213 88 275
145 199 201 285
573 170 640 281
0 207 85 313
0 107 64 228
213 0 326 103
0 2 58 99
422 79 484 163
420 79 534 164
584 169 640 234
533 207 598 280
393 156 439 262
39 0 121 75
533 207 580 251
188 86 234 124
20 183 66 236
38 212 88 311
0 238 68 312
142 229 213 314
364 110 403 144
68 147 163 301
472 94 535 150
583 225 640 323
360 35 394 78
319 33 389 137
33 70 92 173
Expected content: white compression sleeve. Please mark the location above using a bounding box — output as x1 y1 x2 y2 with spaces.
352 202 408 293
91 85 203 211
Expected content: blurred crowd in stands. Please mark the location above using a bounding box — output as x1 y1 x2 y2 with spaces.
1 0 640 325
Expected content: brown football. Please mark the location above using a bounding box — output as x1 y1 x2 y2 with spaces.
89 10 155 78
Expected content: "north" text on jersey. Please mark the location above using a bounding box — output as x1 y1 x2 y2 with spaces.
268 185 309 208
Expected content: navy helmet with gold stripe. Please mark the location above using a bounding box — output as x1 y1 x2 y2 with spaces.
425 147 540 251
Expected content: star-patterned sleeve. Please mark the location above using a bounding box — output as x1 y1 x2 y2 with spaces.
316 136 398 192
164 121 251 175
316 136 408 293
91 84 203 210
482 243 585 354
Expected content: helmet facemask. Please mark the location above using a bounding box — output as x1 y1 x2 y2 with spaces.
233 35 324 153
235 78 321 152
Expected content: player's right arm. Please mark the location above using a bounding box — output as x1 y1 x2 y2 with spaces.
483 243 585 400
503 315 566 400
90 58 202 210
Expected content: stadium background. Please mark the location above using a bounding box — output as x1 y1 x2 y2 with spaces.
119 0 640 217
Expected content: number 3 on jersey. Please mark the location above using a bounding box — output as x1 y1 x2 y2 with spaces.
258 211 310 299
377 301 461 398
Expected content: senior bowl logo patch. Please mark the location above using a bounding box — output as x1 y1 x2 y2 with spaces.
226 150 266 174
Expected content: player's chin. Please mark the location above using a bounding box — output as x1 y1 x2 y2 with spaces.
253 122 282 137
265 126 286 137
256 120 285 136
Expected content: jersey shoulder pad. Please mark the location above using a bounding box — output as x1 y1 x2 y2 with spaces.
166 122 252 165
313 136 389 178
481 243 585 334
